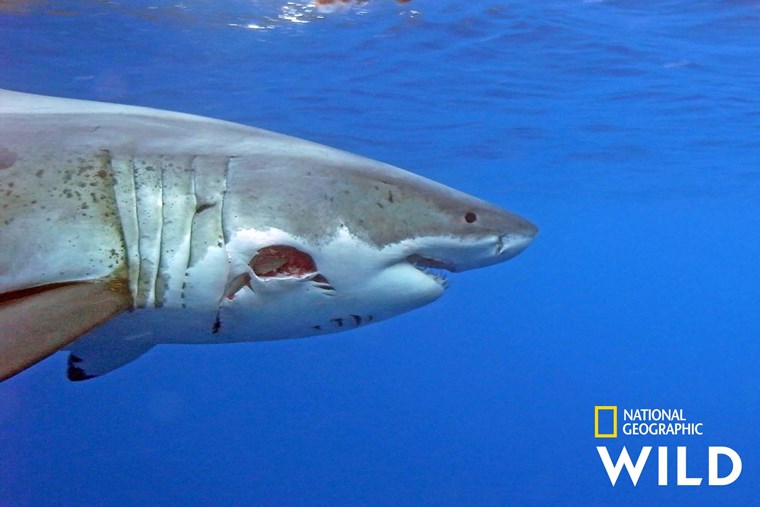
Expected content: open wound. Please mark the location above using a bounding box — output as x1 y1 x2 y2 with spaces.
225 245 328 299
251 245 316 277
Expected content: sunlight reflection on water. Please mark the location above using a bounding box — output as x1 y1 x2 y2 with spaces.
0 0 416 30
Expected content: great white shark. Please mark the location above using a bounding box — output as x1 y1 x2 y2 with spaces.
0 89 537 381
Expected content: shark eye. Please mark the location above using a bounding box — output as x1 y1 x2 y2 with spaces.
465 212 478 223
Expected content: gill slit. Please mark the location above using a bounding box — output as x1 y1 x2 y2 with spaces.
152 160 164 308
109 152 140 306
221 156 231 245
213 156 232 333
183 154 198 308
153 158 165 306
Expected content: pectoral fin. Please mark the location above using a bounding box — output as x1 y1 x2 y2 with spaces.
0 280 132 382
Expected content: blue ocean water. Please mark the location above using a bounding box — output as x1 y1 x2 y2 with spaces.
0 1 758 505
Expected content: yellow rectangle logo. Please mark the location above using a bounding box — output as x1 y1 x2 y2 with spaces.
595 406 617 438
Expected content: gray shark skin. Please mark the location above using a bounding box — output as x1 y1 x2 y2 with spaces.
0 89 537 381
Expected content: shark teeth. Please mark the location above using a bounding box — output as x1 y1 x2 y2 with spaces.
421 266 450 289
407 254 451 289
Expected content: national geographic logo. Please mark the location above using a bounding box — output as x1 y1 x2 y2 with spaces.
594 406 617 438
595 406 704 437
594 405 742 487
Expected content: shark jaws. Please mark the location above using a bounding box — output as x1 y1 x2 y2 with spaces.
0 89 537 381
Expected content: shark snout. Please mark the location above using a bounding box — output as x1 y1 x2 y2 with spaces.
416 213 537 274
496 215 538 261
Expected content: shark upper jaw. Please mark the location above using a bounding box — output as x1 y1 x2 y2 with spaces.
400 225 538 286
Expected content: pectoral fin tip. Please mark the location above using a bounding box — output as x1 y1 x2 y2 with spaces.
67 355 97 381
65 339 152 382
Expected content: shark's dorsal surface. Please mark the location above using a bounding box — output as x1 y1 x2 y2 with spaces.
0 89 537 381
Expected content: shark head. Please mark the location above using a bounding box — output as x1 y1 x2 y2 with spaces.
217 148 538 340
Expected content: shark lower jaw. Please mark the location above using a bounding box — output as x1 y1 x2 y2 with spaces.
406 254 453 289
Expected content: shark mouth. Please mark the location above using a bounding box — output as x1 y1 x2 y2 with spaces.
407 254 452 288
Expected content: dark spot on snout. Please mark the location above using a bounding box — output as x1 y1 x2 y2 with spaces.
0 147 17 170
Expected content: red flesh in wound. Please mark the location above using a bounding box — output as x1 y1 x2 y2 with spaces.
250 245 317 278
